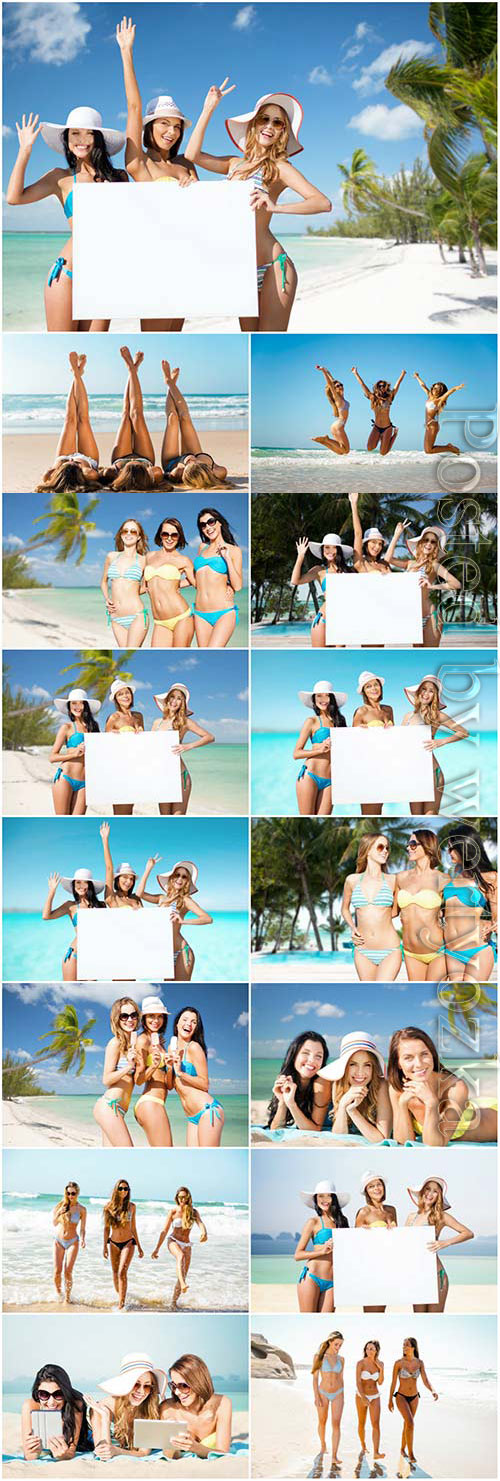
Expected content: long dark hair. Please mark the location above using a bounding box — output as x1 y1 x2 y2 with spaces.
67 701 99 735
197 508 237 546
312 1193 349 1229
322 544 350 573
71 880 105 909
32 1365 92 1452
155 516 186 549
266 1030 329 1127
313 696 346 729
143 119 184 157
63 129 125 182
444 823 496 897
387 1027 446 1091
173 1006 208 1055
141 1011 169 1040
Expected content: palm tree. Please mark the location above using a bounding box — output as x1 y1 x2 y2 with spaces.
57 650 133 703
338 149 428 222
3 547 46 589
3 666 55 749
34 1004 97 1077
28 490 100 566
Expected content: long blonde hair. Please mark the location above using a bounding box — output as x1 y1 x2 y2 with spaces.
182 463 233 490
163 691 189 733
110 997 140 1058
114 1380 161 1449
237 104 290 186
415 1181 445 1230
311 1333 343 1375
164 874 193 909
411 533 441 578
356 835 390 874
412 683 443 728
35 462 99 493
332 1055 382 1126
54 1181 80 1220
104 1179 131 1227
174 1186 195 1231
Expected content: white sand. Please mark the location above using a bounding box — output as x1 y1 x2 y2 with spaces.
2 591 108 650
251 953 498 984
252 449 497 496
251 624 496 650
250 1282 495 1316
3 429 248 494
2 1414 249 1479
289 241 497 333
3 749 228 818
3 1098 99 1149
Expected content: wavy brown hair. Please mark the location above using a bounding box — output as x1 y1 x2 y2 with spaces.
414 1180 446 1231
411 682 443 728
168 1354 214 1409
115 519 149 554
35 462 100 492
174 1186 195 1231
237 104 290 187
332 1054 383 1128
54 1181 80 1221
181 463 233 490
356 834 390 874
410 828 441 869
104 1179 131 1227
110 997 140 1058
409 532 442 578
114 1379 161 1449
387 1027 447 1091
363 1177 386 1206
161 690 189 733
311 1333 343 1375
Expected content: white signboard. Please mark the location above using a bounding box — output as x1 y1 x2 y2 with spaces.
73 181 258 319
85 732 182 807
331 724 434 804
333 1227 437 1305
78 908 174 980
325 572 423 646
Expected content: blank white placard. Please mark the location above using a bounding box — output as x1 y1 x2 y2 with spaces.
85 732 182 806
77 908 174 980
331 724 434 803
325 572 423 646
73 181 258 318
333 1227 437 1305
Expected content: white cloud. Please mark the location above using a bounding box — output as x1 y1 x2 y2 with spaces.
344 45 362 61
281 1015 294 1022
86 528 113 539
237 688 249 702
421 997 441 1008
308 66 333 86
4 533 23 548
315 1003 346 1019
132 680 152 691
23 684 51 701
348 103 422 141
181 658 199 669
353 40 434 96
12 1047 31 1061
4 2 91 65
234 1011 249 1028
291 999 322 1015
233 4 256 29
3 125 13 137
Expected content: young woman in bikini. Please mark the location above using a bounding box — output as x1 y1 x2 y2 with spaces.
50 687 101 816
93 997 141 1147
139 862 212 981
442 823 498 983
161 362 232 488
186 82 331 331
290 533 354 649
91 1355 167 1461
134 995 174 1147
52 1181 86 1304
352 672 394 816
151 1185 208 1302
399 525 460 647
294 679 347 816
356 1172 397 1313
413 371 465 455
22 1366 91 1463
101 518 149 650
105 682 144 817
405 1176 473 1313
313 365 350 455
402 676 469 815
152 683 214 815
356 1341 385 1462
101 348 165 491
103 1177 144 1309
388 1024 498 1145
389 1338 438 1466
349 490 408 582
192 507 243 649
394 829 447 983
265 1030 331 1135
343 834 402 984
295 1181 349 1313
167 1005 224 1147
318 1031 392 1143
42 866 106 981
311 1332 344 1465
36 354 102 492
161 1355 232 1458
351 366 406 455
143 515 195 650
100 821 157 910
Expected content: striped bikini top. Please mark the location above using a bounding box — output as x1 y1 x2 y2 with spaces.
351 874 393 908
108 555 142 581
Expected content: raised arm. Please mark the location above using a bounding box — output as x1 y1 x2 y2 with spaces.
438 382 465 407
256 158 331 216
413 371 430 395
348 491 364 563
384 520 408 565
115 17 145 176
100 821 115 901
6 114 60 204
290 537 321 586
391 370 406 399
183 80 236 171
135 853 161 899
42 873 70 921
351 366 371 397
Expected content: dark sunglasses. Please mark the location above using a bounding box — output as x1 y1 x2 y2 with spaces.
168 1380 191 1396
408 839 419 849
118 1184 129 1192
200 517 217 530
38 1389 64 1403
66 1188 78 1195
161 529 179 539
120 1011 138 1021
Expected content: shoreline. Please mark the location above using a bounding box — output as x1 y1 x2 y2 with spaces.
3 747 246 818
3 428 248 494
2 589 248 650
251 449 497 495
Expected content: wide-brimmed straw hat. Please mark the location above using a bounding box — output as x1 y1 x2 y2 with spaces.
407 526 446 557
143 95 192 132
362 527 387 546
319 1032 385 1083
403 675 446 708
357 670 385 694
298 679 347 710
226 92 303 157
408 1177 450 1211
54 687 101 717
154 684 192 713
60 866 105 894
109 679 136 704
99 1352 167 1400
300 1179 350 1210
157 861 198 895
308 532 353 561
360 1170 388 1195
41 106 125 156
141 995 168 1017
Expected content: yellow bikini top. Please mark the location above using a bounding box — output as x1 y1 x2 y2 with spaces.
368 1219 389 1228
366 719 393 728
116 726 136 734
144 564 181 582
398 889 442 910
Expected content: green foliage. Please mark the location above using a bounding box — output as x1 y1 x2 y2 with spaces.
35 1003 97 1077
2 1052 50 1099
29 490 99 566
3 667 55 750
57 651 133 704
3 548 46 589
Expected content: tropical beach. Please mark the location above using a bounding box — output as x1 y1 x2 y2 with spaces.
3 427 248 494
3 744 247 818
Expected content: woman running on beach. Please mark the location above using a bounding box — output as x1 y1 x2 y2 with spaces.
318 1031 392 1142
103 1177 143 1309
356 1341 384 1462
22 1366 92 1463
93 997 141 1147
105 681 144 817
185 82 331 331
91 1354 167 1460
265 1031 331 1134
295 1180 349 1313
139 862 212 981
134 995 174 1147
161 1354 233 1457
400 525 460 647
351 366 406 455
152 1185 208 1302
160 361 233 487
52 1181 86 1304
442 823 497 983
342 834 402 982
50 687 100 816
405 1176 473 1313
356 1172 397 1313
402 675 469 815
413 371 465 455
116 16 197 331
394 828 447 982
192 507 243 649
35 354 102 492
143 515 195 650
152 684 214 815
290 533 354 648
352 673 394 816
42 866 105 980
294 679 347 816
312 366 350 455
311 1332 344 1465
101 347 164 491
101 519 149 650
167 1006 225 1146
389 1338 438 1466
388 1024 498 1144
7 108 126 332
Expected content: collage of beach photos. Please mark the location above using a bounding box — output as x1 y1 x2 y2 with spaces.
1 2 498 1479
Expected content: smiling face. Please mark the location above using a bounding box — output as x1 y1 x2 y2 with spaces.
67 127 94 160
417 681 438 707
398 1036 434 1082
420 533 440 558
199 513 220 541
74 878 90 900
119 1002 139 1034
145 1012 164 1034
37 1382 65 1411
254 104 288 149
115 687 134 711
421 1180 440 1207
177 1009 198 1040
363 678 383 704
130 1375 154 1408
347 1050 374 1089
323 541 339 564
169 1368 195 1407
120 521 141 547
365 1177 385 1204
407 833 425 861
294 1038 325 1080
161 523 180 549
368 835 390 865
365 1343 377 1360
173 867 192 891
167 689 184 713
117 872 135 894
316 1191 333 1212
366 538 384 559
69 699 85 720
152 115 182 152
315 690 332 713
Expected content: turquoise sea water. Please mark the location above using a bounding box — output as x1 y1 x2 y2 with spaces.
4 391 248 434
4 1093 248 1148
3 909 248 982
251 1057 498 1104
251 729 496 816
5 585 249 649
251 1254 496 1286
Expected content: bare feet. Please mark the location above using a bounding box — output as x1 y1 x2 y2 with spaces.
162 359 179 385
120 345 134 367
134 351 144 368
69 350 79 372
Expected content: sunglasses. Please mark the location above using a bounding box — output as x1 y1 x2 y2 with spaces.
122 526 139 534
168 1380 191 1396
66 1189 78 1196
161 529 178 539
38 1390 64 1403
408 839 419 849
120 1011 138 1021
200 517 217 530
118 1184 129 1192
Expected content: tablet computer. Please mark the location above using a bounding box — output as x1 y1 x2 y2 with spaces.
31 1411 63 1447
133 1418 187 1447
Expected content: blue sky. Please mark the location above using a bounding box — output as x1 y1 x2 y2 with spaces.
248 1312 496 1371
251 982 498 1060
251 1145 497 1238
3 816 248 910
3 980 249 1096
4 1145 248 1201
251 335 498 451
3 332 248 394
3 489 248 588
3 3 439 232
251 650 497 733
5 647 249 741
3 1311 249 1387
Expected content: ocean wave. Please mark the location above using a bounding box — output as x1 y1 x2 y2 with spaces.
4 395 247 427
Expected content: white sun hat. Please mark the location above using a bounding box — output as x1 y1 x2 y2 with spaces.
54 688 101 717
157 861 198 895
298 679 347 710
360 1170 388 1195
154 684 192 713
308 533 353 561
114 861 136 880
141 995 168 1016
109 679 136 704
403 675 446 709
407 526 446 557
300 1179 350 1211
408 1177 450 1211
362 527 387 546
41 106 125 157
99 1352 167 1400
357 670 385 694
319 1031 385 1083
143 95 192 131
226 92 304 157
60 866 105 894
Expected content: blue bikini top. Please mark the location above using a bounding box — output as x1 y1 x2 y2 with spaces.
443 883 486 909
313 1217 332 1246
63 175 76 219
311 726 330 744
322 1354 342 1373
108 555 142 582
67 724 85 747
193 552 228 576
180 1056 197 1076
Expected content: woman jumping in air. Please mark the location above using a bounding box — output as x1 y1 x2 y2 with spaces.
413 371 465 455
351 365 406 455
312 366 350 455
